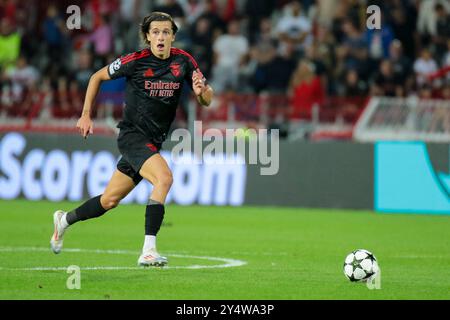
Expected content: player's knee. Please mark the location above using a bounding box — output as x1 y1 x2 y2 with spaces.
157 172 173 190
100 195 121 210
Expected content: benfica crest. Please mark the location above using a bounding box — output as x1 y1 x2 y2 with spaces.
170 63 181 77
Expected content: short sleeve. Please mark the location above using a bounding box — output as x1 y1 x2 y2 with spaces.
107 55 136 79
184 53 207 90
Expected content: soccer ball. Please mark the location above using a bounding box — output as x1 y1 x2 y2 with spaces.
343 249 379 282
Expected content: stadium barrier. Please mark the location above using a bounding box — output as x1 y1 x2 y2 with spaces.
0 132 448 214
0 91 366 141
354 97 450 143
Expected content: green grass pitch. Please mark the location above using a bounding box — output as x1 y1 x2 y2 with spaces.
0 200 449 300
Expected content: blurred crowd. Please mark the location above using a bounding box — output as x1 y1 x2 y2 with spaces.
0 0 449 126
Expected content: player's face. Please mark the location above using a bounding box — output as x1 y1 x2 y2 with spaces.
147 21 175 59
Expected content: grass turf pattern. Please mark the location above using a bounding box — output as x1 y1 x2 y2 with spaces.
0 200 449 299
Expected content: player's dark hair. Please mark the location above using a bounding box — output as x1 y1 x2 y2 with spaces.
140 12 178 46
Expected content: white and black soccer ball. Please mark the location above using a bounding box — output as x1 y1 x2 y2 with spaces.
343 249 379 282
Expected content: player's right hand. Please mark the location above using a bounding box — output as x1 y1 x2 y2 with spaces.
76 115 94 139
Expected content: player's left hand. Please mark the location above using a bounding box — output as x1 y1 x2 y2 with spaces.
192 70 206 97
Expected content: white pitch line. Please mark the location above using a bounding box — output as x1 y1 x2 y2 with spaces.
393 255 450 259
0 246 247 271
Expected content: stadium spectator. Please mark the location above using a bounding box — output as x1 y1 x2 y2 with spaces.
371 59 403 97
443 40 450 81
417 0 450 44
4 55 39 102
244 0 277 44
288 59 325 120
336 18 373 80
73 49 95 90
314 24 337 92
417 83 435 100
304 43 327 81
253 40 297 94
171 15 192 50
343 0 366 29
440 80 450 99
251 17 279 92
211 18 249 93
0 17 20 71
35 76 53 121
335 68 368 123
413 48 439 86
85 0 119 30
388 40 412 84
97 80 125 119
84 14 114 65
179 0 205 26
1 0 449 139
190 16 214 78
252 17 276 50
0 0 19 26
252 42 277 93
119 0 144 24
275 0 312 56
315 0 338 28
69 79 83 117
433 3 450 63
215 0 239 24
117 0 146 53
329 0 356 43
387 0 417 61
338 69 368 98
365 16 394 60
194 0 226 38
154 0 185 19
53 77 76 119
42 5 68 68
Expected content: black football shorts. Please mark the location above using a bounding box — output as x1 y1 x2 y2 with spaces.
116 130 162 185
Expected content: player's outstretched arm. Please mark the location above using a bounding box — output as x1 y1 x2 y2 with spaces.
192 70 213 107
76 66 111 138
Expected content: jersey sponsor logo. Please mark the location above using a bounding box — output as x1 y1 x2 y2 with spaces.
144 80 180 97
109 58 121 75
143 68 154 77
170 63 181 77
